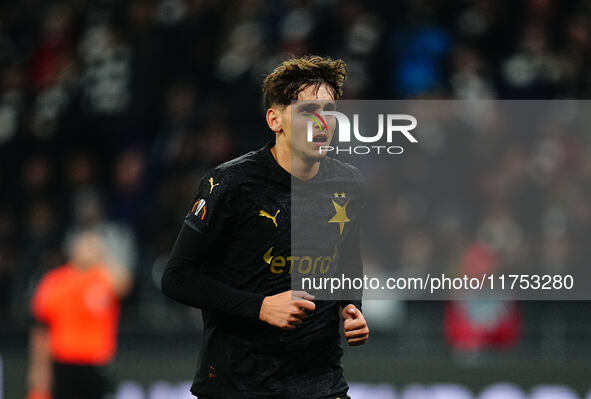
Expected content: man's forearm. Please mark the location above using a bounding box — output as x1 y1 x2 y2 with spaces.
27 325 52 396
161 257 264 318
161 223 265 318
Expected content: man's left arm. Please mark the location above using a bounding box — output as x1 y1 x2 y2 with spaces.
338 208 369 346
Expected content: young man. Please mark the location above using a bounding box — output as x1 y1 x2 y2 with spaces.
27 229 131 399
161 55 369 399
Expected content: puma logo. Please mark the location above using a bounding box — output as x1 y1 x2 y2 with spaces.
208 177 220 194
259 209 280 227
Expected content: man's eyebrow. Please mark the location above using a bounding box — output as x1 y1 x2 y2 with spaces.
296 102 322 111
296 101 335 111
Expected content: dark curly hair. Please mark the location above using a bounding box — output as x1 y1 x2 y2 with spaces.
262 55 347 110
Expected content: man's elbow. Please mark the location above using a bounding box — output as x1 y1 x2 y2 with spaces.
160 267 177 300
160 258 203 307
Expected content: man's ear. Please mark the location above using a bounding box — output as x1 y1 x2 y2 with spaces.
266 106 283 133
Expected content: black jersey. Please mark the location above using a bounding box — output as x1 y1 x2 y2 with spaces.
162 143 364 399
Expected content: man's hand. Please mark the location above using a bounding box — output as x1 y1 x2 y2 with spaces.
259 290 316 330
341 304 369 346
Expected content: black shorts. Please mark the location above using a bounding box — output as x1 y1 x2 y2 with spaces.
52 361 114 399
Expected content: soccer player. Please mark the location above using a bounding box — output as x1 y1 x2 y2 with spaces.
27 229 131 399
161 55 369 399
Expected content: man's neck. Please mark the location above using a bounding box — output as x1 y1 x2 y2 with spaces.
271 144 320 181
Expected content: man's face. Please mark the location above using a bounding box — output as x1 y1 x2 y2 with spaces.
71 232 104 268
279 83 337 163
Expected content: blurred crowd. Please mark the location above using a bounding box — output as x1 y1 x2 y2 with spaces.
1 0 591 337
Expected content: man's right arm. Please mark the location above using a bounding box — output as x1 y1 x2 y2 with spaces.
161 222 265 318
161 219 316 328
27 277 53 399
161 172 315 327
26 324 52 399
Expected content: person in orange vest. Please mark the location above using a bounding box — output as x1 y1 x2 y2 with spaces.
26 229 131 399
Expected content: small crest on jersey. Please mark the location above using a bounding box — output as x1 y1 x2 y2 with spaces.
208 364 216 380
190 199 207 221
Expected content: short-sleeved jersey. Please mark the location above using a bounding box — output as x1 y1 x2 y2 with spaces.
31 263 120 365
183 143 364 398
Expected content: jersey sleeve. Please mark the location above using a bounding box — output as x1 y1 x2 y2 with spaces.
338 214 363 312
184 170 233 237
31 273 55 325
161 169 265 318
339 171 365 312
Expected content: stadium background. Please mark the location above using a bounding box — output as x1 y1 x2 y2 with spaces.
1 0 591 398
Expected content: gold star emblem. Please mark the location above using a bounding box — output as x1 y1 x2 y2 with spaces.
328 199 350 235
333 192 340 198
340 192 346 198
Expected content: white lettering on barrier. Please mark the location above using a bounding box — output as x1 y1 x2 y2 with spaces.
348 383 397 399
530 385 580 399
430 384 473 399
479 383 527 399
116 381 144 399
113 381 587 399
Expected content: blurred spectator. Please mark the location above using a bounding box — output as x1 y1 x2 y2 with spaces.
69 188 138 277
0 65 24 148
444 243 522 352
26 229 131 399
444 300 522 352
110 146 149 227
78 23 131 117
389 1 452 97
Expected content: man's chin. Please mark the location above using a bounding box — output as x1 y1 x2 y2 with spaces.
304 147 329 162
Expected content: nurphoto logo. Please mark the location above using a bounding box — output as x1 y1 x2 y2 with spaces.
305 110 418 155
